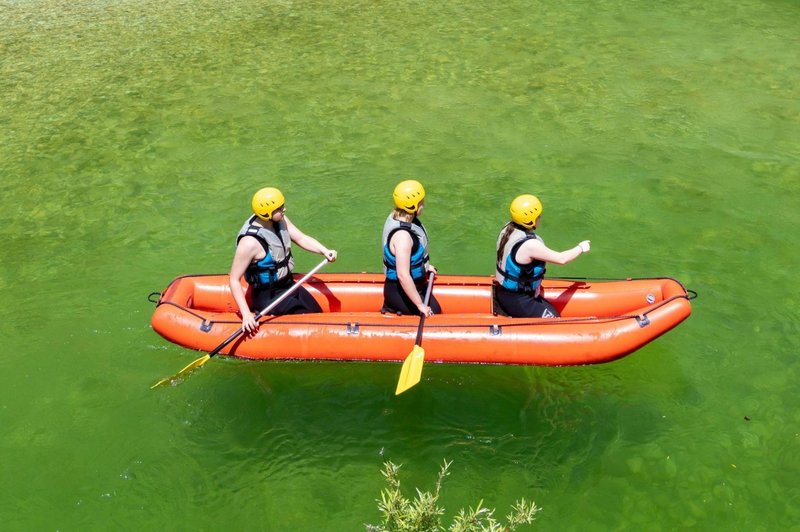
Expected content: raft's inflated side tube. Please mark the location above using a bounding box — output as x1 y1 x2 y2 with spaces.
151 273 692 366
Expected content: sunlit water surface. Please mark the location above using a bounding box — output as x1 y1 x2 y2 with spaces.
1 0 799 529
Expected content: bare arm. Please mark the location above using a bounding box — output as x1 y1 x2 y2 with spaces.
391 231 432 316
285 216 337 261
517 238 590 266
229 237 262 333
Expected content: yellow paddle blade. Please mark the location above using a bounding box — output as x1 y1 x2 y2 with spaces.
150 354 211 389
395 345 425 395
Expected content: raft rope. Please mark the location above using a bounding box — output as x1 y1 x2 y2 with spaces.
160 296 686 332
148 276 697 330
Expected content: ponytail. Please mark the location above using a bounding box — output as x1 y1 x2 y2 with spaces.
496 222 516 265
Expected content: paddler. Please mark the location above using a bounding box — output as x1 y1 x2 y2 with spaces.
230 187 337 333
494 194 590 318
381 180 440 316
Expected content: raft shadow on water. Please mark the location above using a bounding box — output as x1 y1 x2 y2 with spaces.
160 350 693 497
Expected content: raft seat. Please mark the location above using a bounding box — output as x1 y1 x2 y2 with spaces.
191 280 237 313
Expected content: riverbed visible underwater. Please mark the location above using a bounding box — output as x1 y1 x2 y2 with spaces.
1 0 799 529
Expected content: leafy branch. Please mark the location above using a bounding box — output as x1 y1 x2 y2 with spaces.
366 460 541 532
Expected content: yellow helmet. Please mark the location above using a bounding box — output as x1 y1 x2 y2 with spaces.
510 194 543 229
393 180 425 214
252 187 285 221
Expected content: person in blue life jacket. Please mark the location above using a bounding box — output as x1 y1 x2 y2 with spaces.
495 194 590 318
382 180 441 317
229 187 337 334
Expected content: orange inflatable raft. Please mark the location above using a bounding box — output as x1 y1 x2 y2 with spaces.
150 272 692 366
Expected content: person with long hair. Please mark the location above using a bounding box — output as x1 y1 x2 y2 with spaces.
381 180 441 316
495 194 590 318
230 187 337 333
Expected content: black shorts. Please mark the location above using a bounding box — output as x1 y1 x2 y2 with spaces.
494 284 559 318
382 279 442 316
252 278 322 315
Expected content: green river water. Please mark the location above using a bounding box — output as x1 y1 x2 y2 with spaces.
2 0 799 529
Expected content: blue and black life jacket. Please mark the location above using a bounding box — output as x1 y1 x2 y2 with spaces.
382 213 430 281
236 215 294 289
495 224 546 293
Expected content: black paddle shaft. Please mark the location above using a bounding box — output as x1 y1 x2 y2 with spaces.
209 328 245 357
207 258 330 358
414 271 436 346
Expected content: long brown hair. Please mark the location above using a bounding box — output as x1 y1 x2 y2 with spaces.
496 222 516 264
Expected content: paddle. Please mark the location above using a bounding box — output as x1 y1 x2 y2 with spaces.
151 257 330 389
395 271 436 395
